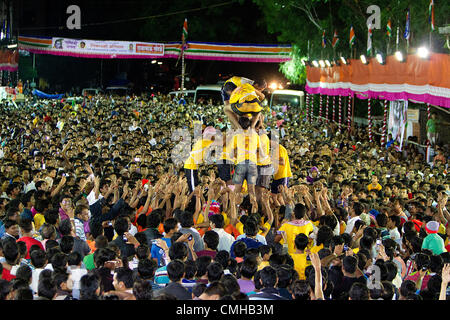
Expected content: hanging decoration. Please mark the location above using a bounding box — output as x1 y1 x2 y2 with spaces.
381 100 388 147
347 95 352 131
338 95 342 131
305 93 310 122
319 94 323 122
325 95 330 123
332 95 336 123
368 98 373 142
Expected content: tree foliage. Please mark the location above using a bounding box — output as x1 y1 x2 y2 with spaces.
253 0 449 62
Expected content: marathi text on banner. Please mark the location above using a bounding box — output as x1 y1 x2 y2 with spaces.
51 38 164 57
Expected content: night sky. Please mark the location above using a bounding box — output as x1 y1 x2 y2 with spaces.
15 0 287 93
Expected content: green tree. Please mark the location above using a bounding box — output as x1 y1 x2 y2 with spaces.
254 0 449 72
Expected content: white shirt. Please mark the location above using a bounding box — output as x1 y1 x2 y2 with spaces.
86 190 104 206
31 268 45 294
211 228 235 252
345 216 361 234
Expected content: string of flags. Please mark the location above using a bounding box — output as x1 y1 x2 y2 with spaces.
318 1 438 55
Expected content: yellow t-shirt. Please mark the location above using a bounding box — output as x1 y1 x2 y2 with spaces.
219 144 235 162
231 131 261 164
367 183 382 191
184 139 213 170
278 220 314 254
310 244 324 254
292 252 311 280
273 145 292 180
229 83 262 114
257 134 271 166
257 260 270 271
225 76 254 88
34 213 46 231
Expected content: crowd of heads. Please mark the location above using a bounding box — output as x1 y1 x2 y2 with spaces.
0 89 448 300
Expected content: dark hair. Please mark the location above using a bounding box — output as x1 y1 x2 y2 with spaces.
132 279 153 300
243 219 258 237
233 241 247 258
384 261 398 282
259 266 277 288
349 282 369 300
115 267 134 289
290 279 311 300
38 277 57 300
113 217 129 236
184 260 197 279
44 209 60 225
59 219 73 236
209 214 225 228
14 288 33 300
15 265 32 283
3 240 19 265
30 248 47 268
179 211 194 228
146 213 160 229
215 250 230 270
60 235 74 254
207 262 224 282
163 218 178 233
67 251 82 266
167 259 185 282
400 279 418 299
238 117 251 130
381 281 395 300
168 241 188 261
137 259 157 280
51 252 68 273
94 248 116 268
192 283 207 297
294 203 306 219
240 258 258 279
195 256 212 278
294 233 309 251
79 274 100 300
342 256 358 274
277 265 296 288
376 214 388 228
203 230 219 251
0 279 12 300
202 281 226 298
316 225 333 247
18 217 33 233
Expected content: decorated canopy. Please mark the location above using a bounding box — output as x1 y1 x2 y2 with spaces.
18 35 292 63
305 53 450 108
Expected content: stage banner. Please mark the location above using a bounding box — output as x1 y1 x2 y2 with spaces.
51 37 164 58
388 100 408 151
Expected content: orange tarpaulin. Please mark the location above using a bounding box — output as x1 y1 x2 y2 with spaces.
306 53 450 108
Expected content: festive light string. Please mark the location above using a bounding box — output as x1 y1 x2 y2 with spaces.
338 95 342 131
381 99 388 147
319 94 323 122
347 95 351 132
310 94 315 121
368 98 372 142
325 95 329 123
333 96 336 122
305 93 310 122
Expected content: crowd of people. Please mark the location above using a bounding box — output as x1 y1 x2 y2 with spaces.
0 83 449 301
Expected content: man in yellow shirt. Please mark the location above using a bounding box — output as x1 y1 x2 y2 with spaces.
184 126 216 192
255 117 272 202
230 117 266 202
367 174 382 192
291 233 311 280
269 135 292 205
274 203 314 254
221 76 266 129
216 129 235 186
